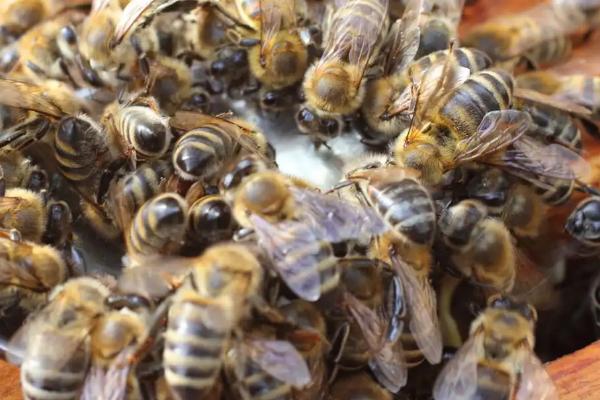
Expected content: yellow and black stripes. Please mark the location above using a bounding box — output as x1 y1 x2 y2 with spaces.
116 106 171 159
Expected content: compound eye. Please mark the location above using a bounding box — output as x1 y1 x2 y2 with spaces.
297 107 315 124
262 91 279 107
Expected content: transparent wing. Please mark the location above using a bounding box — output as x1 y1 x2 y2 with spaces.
246 339 312 388
0 79 66 118
291 187 388 243
260 0 297 56
515 348 559 400
91 0 113 13
390 252 442 364
117 256 194 299
453 110 532 164
344 291 408 391
432 333 482 400
382 0 422 75
250 215 322 301
318 0 388 74
499 136 590 180
111 0 182 47
514 87 592 118
81 353 131 400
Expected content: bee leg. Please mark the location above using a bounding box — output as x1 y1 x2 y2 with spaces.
327 322 350 384
438 273 463 348
130 35 150 78
312 138 332 151
75 54 103 87
126 297 173 366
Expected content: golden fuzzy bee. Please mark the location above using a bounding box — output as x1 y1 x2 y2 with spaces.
297 0 389 143
433 296 558 400
329 372 393 400
6 277 110 400
244 0 309 106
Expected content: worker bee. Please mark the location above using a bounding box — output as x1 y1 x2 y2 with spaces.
329 372 393 400
77 0 159 87
279 300 329 400
0 231 68 317
465 168 547 239
170 111 271 183
413 0 465 59
565 196 600 256
433 296 558 400
297 0 389 144
0 188 47 242
360 44 491 146
6 277 109 400
438 199 516 293
245 0 309 105
232 169 386 301
462 2 582 68
224 323 312 400
322 256 408 392
125 193 189 266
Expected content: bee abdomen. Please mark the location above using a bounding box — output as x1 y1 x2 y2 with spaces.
240 363 292 400
127 193 187 257
188 195 235 244
525 35 571 67
119 106 171 159
164 298 228 399
285 238 339 296
368 179 436 245
173 126 236 181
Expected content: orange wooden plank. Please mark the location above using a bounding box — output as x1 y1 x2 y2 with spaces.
547 340 600 399
0 360 21 400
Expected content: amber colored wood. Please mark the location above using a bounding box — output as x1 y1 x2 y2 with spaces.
546 340 600 399
0 359 21 400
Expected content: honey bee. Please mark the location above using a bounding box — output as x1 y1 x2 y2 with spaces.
297 0 389 144
279 300 329 400
224 323 312 400
7 277 109 400
329 372 393 400
0 188 47 242
413 0 465 59
565 196 600 256
0 231 68 317
245 0 309 104
433 296 558 400
462 2 582 68
125 193 189 266
77 0 159 87
360 45 491 146
465 168 547 239
170 111 271 183
438 199 516 292
232 169 386 301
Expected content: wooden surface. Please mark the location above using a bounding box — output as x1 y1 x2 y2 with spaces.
547 340 600 399
0 360 20 400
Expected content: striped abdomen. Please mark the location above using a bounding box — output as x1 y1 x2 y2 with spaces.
164 292 230 400
116 106 171 159
367 178 436 245
126 193 188 259
188 195 235 245
55 116 107 182
407 47 492 79
524 35 571 67
438 69 514 139
233 359 292 400
173 125 237 181
518 100 582 151
21 330 90 400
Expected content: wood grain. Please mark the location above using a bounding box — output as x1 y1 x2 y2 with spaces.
547 340 600 399
0 359 21 400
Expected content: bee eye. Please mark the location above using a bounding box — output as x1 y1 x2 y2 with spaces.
60 26 77 45
297 108 315 124
262 91 279 106
320 118 339 135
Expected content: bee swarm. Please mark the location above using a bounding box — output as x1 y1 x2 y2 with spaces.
0 0 600 399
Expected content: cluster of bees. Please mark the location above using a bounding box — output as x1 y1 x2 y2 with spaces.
0 0 600 399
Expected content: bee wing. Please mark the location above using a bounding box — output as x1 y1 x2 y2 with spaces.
260 0 297 54
497 136 590 180
453 110 532 164
118 256 193 299
0 258 50 291
345 292 408 391
0 79 65 118
515 349 559 400
432 333 482 400
250 215 322 301
111 0 183 47
291 187 387 243
390 252 442 364
246 339 312 388
319 0 389 79
382 0 422 75
92 0 114 13
515 87 592 118
81 352 131 400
